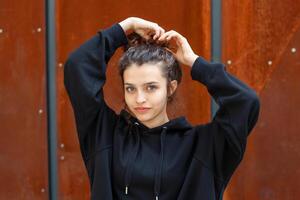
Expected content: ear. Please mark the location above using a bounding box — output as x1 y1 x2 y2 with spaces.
168 80 178 96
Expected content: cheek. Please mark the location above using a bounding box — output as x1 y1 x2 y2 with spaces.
124 93 131 105
152 89 168 105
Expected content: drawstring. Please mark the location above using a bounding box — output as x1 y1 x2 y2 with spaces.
154 126 167 200
124 122 140 195
123 122 167 200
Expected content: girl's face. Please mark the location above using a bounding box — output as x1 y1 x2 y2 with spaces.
123 63 176 128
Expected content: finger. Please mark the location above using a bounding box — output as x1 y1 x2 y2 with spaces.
153 25 163 40
167 32 186 47
156 27 165 40
153 27 159 40
165 33 181 44
157 31 172 41
166 32 176 41
164 47 175 54
160 27 165 34
158 30 181 42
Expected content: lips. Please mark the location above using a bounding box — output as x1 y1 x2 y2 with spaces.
134 107 151 113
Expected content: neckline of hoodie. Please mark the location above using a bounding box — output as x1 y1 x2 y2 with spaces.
134 116 188 133
120 109 188 133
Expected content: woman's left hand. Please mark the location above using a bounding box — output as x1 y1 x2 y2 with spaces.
157 30 198 67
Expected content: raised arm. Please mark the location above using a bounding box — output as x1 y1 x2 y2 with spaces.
64 17 166 163
191 57 260 184
159 30 260 184
63 20 129 162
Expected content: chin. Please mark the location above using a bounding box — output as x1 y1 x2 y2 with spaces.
133 110 154 122
134 111 151 119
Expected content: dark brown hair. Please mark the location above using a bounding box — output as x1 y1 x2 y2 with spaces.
118 32 182 102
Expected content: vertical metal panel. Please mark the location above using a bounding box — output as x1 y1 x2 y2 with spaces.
45 0 58 199
245 28 300 200
56 0 211 199
0 0 48 199
222 0 300 199
211 0 221 118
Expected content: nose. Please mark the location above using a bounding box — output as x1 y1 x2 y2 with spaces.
136 90 146 104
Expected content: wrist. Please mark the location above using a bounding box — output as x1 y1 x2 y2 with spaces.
186 54 199 67
119 17 134 34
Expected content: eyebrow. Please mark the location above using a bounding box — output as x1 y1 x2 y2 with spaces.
124 82 160 86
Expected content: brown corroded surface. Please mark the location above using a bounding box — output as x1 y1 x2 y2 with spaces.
0 0 48 199
1 0 299 198
57 0 211 199
223 0 300 199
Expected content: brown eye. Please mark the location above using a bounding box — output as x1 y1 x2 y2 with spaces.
125 87 135 93
147 85 157 91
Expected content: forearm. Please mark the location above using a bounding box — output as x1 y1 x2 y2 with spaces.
192 56 260 136
64 23 128 114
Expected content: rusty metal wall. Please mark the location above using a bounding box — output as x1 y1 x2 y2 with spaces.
2 0 299 199
0 0 48 199
222 0 300 199
56 0 211 199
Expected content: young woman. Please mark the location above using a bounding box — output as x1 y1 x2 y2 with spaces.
64 17 260 200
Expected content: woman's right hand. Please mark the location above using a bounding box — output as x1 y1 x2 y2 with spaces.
119 17 165 40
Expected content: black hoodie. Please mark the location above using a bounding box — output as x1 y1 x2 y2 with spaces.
64 23 260 200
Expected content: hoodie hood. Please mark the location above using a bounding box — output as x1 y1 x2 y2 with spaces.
118 109 192 199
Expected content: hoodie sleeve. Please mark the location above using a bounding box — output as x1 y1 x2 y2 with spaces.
64 23 128 162
191 56 260 184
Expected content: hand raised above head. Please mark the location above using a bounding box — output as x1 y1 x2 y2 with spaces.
119 17 165 40
157 30 198 67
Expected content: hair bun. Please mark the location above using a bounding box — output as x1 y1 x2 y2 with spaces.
123 32 168 51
